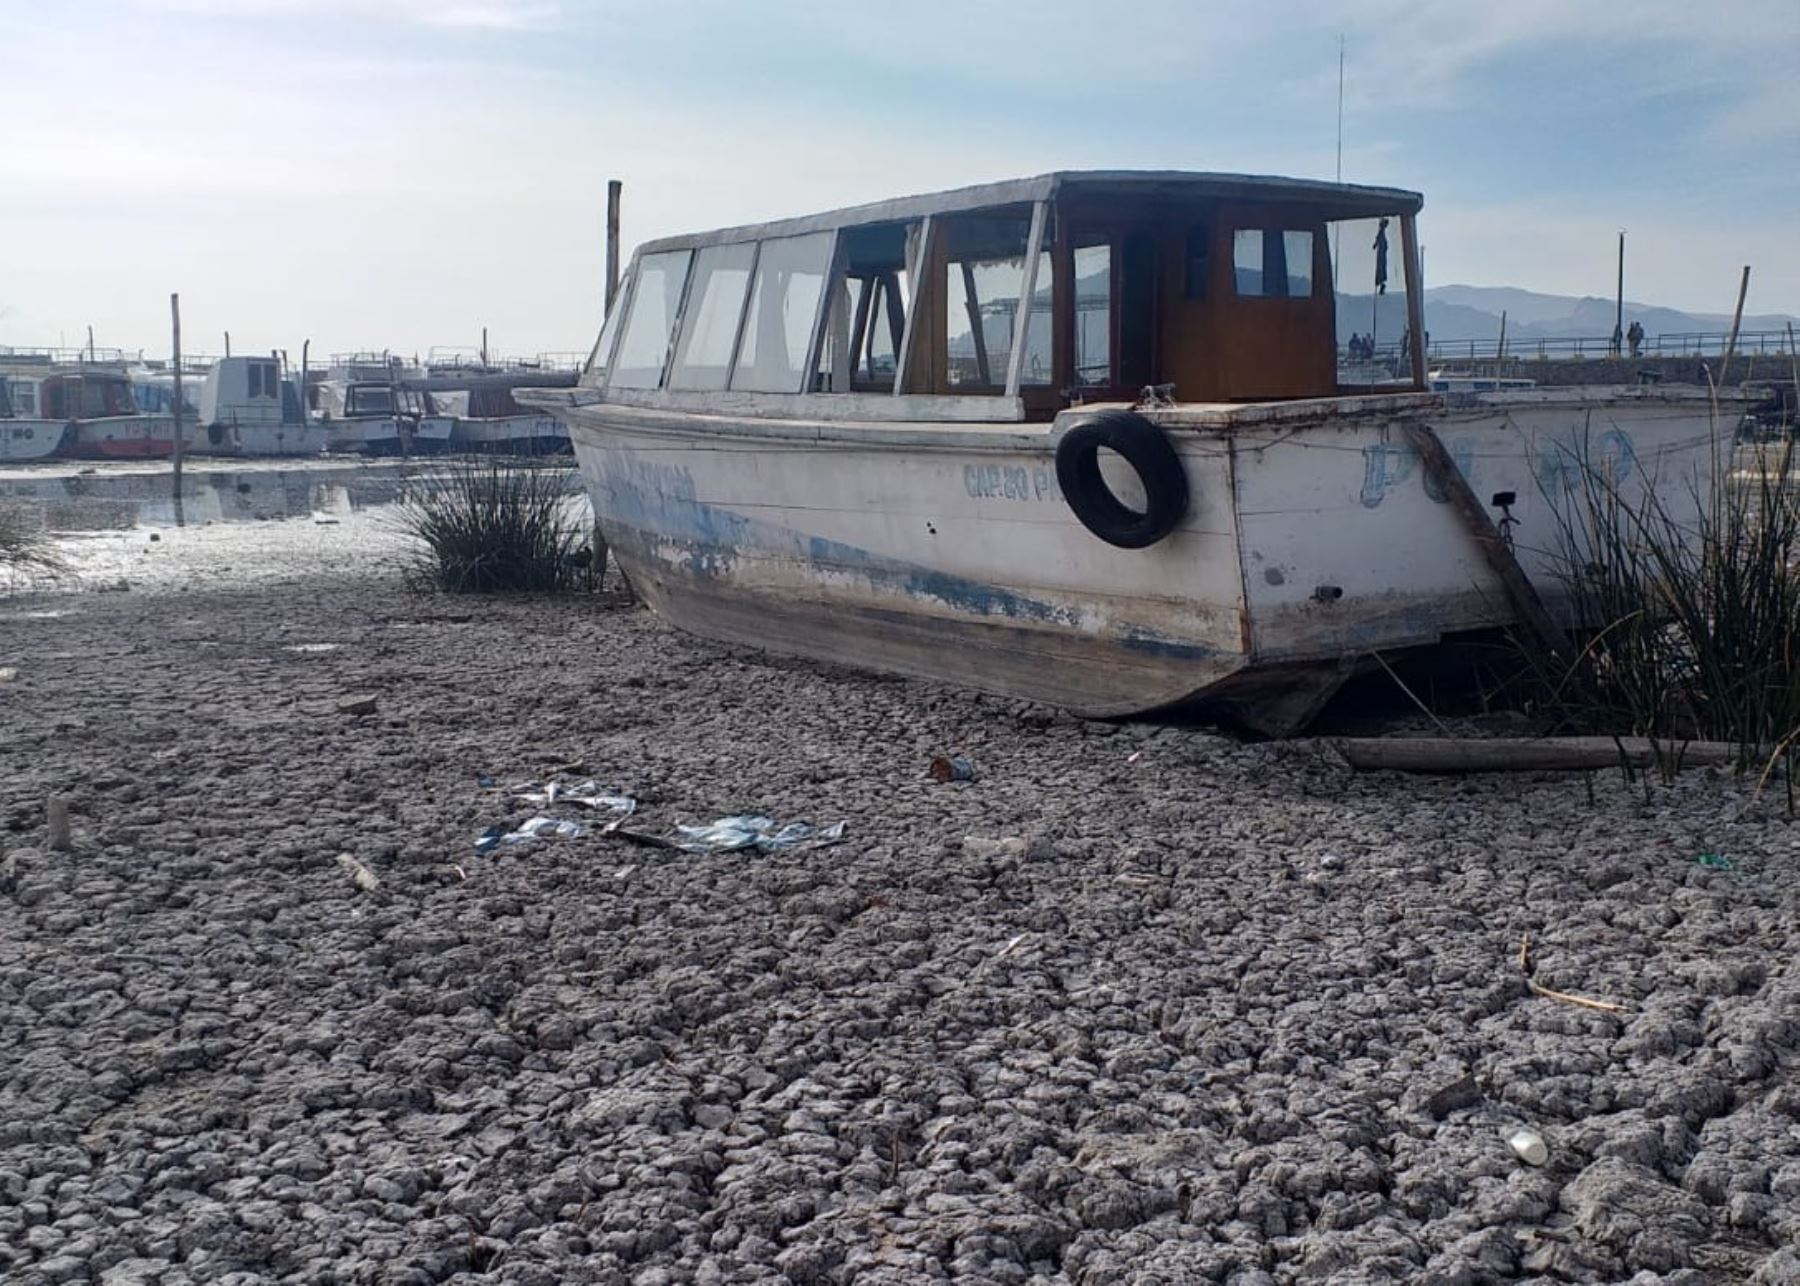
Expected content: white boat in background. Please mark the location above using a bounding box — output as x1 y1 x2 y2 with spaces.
0 373 72 461
36 368 193 459
197 356 326 456
316 377 450 456
431 388 569 455
524 170 1748 733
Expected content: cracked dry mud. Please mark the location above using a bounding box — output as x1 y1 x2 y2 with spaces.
2 540 1798 1284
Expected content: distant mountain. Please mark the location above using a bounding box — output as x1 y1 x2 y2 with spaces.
1418 284 1800 344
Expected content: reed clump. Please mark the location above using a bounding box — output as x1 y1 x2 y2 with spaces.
397 460 588 594
1519 434 1800 777
0 506 66 584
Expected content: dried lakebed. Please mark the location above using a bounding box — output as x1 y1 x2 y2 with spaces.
2 571 1799 1284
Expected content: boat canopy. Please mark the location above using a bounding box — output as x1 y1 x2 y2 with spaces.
591 169 1429 416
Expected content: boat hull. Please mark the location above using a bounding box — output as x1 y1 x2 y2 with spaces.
195 421 329 458
0 419 73 462
64 415 191 460
324 417 453 456
449 414 570 455
555 388 1731 727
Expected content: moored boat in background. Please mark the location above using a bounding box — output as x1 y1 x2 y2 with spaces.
0 373 72 462
198 355 326 456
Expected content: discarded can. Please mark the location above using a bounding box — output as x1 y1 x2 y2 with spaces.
1508 1128 1548 1167
930 755 976 783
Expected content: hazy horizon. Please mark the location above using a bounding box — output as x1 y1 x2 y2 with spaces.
4 0 1797 360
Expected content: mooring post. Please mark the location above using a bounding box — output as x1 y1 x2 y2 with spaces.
170 293 185 526
605 180 622 318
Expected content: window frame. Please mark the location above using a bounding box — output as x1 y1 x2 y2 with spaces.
607 248 696 391
727 229 839 395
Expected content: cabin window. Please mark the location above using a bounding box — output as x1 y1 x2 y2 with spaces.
14 384 34 415
1283 231 1314 297
1184 225 1210 299
1072 243 1112 387
860 274 906 382
813 221 915 393
1233 228 1316 299
611 249 693 389
587 286 626 375
0 382 12 417
732 231 833 393
347 385 395 415
942 216 1052 389
669 242 755 391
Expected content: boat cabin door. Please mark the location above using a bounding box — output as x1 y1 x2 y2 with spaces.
1056 213 1160 404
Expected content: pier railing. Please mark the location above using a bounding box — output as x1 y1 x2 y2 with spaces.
1380 330 1800 363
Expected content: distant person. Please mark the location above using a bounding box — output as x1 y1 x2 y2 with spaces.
1611 323 1624 358
1627 320 1644 358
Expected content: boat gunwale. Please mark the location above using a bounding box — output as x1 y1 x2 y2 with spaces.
523 383 1756 451
633 170 1426 256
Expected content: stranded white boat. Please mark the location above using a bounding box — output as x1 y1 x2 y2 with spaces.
197 356 326 456
0 374 72 461
526 171 1743 731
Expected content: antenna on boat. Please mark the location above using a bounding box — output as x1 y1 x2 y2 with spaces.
1332 35 1345 297
1335 35 1345 185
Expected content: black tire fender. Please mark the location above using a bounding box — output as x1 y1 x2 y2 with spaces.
1054 409 1189 549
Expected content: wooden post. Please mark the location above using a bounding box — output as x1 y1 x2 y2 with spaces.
170 293 185 524
605 180 623 318
480 326 489 369
1720 265 1751 385
1400 215 1427 389
224 330 231 359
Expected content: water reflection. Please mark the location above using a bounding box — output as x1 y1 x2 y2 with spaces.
0 460 564 533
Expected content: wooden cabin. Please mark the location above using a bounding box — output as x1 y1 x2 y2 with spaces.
592 171 1426 422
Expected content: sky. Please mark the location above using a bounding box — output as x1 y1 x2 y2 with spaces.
3 0 1798 361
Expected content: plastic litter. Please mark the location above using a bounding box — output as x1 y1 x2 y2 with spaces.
514 780 636 814
1508 1128 1549 1167
474 816 587 853
674 816 848 854
929 755 976 783
1694 852 1733 871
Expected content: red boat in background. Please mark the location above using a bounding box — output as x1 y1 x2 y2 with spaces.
40 369 190 459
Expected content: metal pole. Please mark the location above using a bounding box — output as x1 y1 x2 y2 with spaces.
170 293 185 525
1614 231 1625 357
1720 266 1751 385
605 180 622 318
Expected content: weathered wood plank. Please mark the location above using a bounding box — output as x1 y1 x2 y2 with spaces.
1326 736 1745 774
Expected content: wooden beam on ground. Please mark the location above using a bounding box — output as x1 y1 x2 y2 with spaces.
1325 736 1744 774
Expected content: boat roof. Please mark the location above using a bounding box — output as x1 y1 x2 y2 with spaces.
639 170 1424 254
